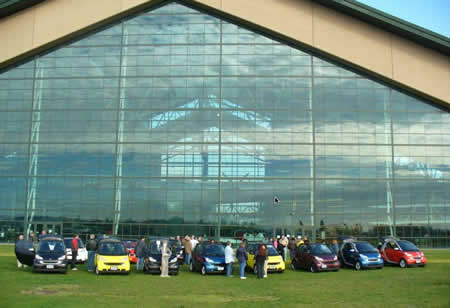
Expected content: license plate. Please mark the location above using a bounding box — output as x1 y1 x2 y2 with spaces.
416 260 421 264
46 265 54 269
217 266 224 271
269 265 276 269
321 264 327 269
111 266 118 271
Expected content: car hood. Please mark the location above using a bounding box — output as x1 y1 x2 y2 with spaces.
204 255 225 263
97 255 128 262
359 252 380 258
268 255 283 263
315 254 337 261
149 254 177 262
37 252 65 260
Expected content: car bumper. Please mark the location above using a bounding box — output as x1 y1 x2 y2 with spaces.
361 260 384 268
205 262 226 273
316 262 340 271
145 263 179 274
33 263 67 272
267 264 285 272
97 263 130 273
406 259 427 266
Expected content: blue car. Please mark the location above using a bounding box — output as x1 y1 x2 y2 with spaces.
339 238 383 270
33 235 68 273
190 243 226 275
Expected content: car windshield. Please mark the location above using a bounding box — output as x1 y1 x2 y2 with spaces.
169 240 181 250
398 240 419 252
311 244 333 255
356 242 377 253
123 241 136 248
267 246 279 256
98 242 127 256
64 239 84 248
204 244 225 257
38 240 65 254
149 243 162 254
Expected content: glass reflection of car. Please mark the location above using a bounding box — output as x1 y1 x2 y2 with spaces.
378 237 427 268
291 244 340 273
246 243 285 274
122 240 137 264
190 243 226 275
143 240 179 275
339 239 383 270
94 239 130 275
64 238 88 264
33 236 68 273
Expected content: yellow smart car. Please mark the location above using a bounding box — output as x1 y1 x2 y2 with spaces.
95 239 130 275
246 243 285 274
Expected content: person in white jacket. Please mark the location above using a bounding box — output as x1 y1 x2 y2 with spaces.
224 241 234 277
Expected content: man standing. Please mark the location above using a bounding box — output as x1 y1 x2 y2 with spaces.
71 234 79 271
135 237 146 271
184 236 192 265
279 235 288 261
224 241 234 277
39 230 47 241
86 234 97 272
288 236 297 261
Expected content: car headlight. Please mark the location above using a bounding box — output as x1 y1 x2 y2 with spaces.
122 257 128 262
170 257 177 263
314 256 324 262
149 257 157 262
404 253 412 257
205 257 213 263
35 255 43 260
100 257 106 262
360 254 368 259
58 256 66 261
333 256 338 261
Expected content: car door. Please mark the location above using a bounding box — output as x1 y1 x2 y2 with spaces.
342 243 353 265
390 241 403 263
384 241 397 263
192 245 201 271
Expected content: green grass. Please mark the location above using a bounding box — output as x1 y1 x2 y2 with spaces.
1 246 449 308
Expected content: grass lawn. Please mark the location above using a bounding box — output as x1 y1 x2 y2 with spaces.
0 245 449 308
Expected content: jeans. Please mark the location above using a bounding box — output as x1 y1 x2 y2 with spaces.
239 261 246 278
185 253 191 265
136 257 144 271
256 261 265 278
290 249 295 261
283 247 287 261
226 262 233 276
88 251 95 271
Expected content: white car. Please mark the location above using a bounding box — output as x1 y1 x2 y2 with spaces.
64 238 88 263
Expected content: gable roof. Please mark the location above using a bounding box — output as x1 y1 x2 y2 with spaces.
313 0 449 56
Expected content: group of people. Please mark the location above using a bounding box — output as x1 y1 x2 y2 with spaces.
268 234 310 262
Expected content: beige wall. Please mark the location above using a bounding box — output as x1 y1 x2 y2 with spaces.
0 0 448 106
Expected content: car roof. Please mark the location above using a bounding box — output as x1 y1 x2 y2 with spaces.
40 236 63 241
99 238 122 243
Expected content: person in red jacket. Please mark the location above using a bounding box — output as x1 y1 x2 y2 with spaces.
71 234 79 271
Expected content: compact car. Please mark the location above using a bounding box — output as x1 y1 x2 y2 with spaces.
94 239 130 275
122 240 137 263
33 236 68 273
190 243 226 275
64 237 87 263
143 240 179 275
378 237 427 268
291 243 340 273
246 243 285 274
339 238 383 270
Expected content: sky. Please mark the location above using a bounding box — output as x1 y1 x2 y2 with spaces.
357 0 450 38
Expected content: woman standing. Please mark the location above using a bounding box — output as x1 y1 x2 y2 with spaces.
236 242 248 280
255 244 268 279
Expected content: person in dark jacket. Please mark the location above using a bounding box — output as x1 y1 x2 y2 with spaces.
86 234 97 272
255 244 268 279
71 234 79 270
288 236 297 261
236 242 248 279
135 237 146 271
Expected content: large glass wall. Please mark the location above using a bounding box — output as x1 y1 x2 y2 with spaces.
0 2 448 246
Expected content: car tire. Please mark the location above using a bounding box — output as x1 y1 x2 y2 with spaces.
189 262 194 272
201 265 207 275
310 264 317 273
291 263 296 270
399 259 407 268
95 266 100 275
355 261 362 271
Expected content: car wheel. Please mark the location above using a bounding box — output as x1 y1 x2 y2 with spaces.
310 264 317 273
201 265 207 275
291 263 296 270
95 266 100 275
189 262 194 272
355 261 362 271
399 259 407 268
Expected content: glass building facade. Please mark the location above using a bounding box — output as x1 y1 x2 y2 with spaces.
0 2 448 246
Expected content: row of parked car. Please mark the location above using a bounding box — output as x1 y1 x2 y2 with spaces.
15 236 427 275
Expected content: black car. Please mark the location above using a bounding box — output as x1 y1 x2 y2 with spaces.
143 240 179 275
169 239 184 265
33 236 68 273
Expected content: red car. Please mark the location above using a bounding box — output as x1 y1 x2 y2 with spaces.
378 237 427 268
122 240 137 264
